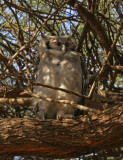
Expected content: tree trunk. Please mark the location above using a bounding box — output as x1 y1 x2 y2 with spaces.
0 104 122 158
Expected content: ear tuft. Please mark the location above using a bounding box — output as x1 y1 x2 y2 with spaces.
63 35 71 39
42 35 51 40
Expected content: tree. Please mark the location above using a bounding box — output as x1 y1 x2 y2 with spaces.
0 0 123 159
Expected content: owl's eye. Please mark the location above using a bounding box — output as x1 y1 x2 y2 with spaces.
52 39 58 43
52 39 58 45
52 40 60 46
52 39 61 46
66 41 72 46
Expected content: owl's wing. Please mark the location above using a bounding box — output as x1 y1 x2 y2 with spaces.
75 54 89 117
80 55 89 95
32 51 40 83
33 37 47 81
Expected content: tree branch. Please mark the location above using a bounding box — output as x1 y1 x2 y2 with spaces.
88 21 123 97
0 96 99 114
0 105 122 158
66 0 111 54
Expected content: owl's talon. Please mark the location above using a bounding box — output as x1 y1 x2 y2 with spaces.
56 111 65 120
65 114 75 119
57 112 74 120
57 115 64 120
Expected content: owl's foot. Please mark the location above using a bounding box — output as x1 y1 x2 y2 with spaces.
36 111 45 120
56 111 74 120
56 111 65 120
65 114 75 119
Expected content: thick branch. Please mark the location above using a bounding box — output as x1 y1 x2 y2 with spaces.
0 105 122 158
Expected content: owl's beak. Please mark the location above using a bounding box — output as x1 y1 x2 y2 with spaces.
62 45 66 53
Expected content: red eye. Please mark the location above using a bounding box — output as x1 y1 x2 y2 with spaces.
52 39 58 43
52 39 61 46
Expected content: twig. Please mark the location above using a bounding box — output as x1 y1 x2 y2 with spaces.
88 21 123 98
0 92 100 114
110 65 123 71
32 82 87 99
0 80 121 105
0 2 66 82
0 49 26 82
28 92 97 113
105 19 123 63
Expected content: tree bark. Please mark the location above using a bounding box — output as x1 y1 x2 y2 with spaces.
0 105 122 158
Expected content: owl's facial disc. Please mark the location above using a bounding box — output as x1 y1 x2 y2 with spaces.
52 40 66 52
47 36 75 51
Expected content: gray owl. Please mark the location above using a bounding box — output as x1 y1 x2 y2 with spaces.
33 35 88 120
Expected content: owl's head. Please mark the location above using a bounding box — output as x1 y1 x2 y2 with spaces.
42 35 75 52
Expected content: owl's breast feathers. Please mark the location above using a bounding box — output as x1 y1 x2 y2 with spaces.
34 50 83 102
33 36 89 119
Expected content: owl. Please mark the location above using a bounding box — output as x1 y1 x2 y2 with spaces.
33 35 88 120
